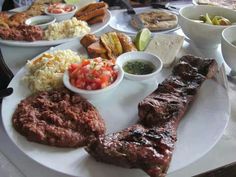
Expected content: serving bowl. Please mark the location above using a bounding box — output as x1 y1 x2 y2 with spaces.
45 3 77 22
179 5 236 48
221 25 236 71
116 51 163 81
25 15 56 29
63 64 124 100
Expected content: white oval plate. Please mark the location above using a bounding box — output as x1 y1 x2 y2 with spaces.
109 7 180 34
0 10 111 47
1 39 230 177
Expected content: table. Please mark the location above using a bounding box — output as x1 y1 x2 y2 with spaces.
1 2 236 177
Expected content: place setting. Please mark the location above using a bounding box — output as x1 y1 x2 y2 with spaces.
0 0 236 177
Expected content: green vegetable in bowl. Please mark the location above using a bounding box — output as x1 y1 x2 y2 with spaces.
205 13 213 24
197 13 232 26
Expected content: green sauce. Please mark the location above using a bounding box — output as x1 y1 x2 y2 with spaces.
123 60 155 75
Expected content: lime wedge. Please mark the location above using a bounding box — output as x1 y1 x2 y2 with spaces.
64 0 79 4
134 28 152 51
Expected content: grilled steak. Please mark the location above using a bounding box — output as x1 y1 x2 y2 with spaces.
139 55 218 127
86 123 176 177
85 55 218 177
13 88 106 148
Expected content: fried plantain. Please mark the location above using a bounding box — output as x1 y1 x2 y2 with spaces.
87 41 108 58
100 32 123 60
80 34 99 48
117 32 137 52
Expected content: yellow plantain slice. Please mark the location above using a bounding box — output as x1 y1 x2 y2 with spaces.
101 32 123 60
108 32 123 55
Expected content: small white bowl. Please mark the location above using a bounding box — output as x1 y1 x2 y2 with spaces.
63 65 124 100
179 5 236 48
45 4 77 22
25 15 56 29
116 51 163 81
221 26 236 71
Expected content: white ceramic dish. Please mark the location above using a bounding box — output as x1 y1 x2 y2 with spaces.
109 7 180 34
116 51 163 81
179 5 236 48
221 26 236 71
63 65 124 100
1 39 230 177
25 15 56 29
44 4 77 22
0 10 111 47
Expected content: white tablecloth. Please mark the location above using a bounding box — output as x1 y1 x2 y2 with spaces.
1 4 236 177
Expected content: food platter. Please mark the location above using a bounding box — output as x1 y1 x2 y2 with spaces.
0 10 111 47
1 38 230 177
109 8 180 34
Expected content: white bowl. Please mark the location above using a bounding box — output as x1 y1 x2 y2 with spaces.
221 26 236 71
63 65 124 100
45 4 77 22
179 5 236 48
25 15 56 29
116 51 163 81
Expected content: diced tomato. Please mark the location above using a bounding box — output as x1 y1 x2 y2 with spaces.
81 59 90 66
69 63 79 72
64 6 73 12
68 58 118 90
48 3 73 14
50 9 64 14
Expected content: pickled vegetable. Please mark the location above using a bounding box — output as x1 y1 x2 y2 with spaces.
205 13 213 24
196 13 232 26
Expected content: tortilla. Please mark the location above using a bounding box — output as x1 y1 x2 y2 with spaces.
198 0 236 9
130 11 178 31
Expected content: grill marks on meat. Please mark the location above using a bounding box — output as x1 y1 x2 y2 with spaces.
138 55 217 127
12 88 106 148
86 123 176 177
85 55 218 177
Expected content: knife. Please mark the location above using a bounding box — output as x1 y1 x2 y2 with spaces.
120 0 144 30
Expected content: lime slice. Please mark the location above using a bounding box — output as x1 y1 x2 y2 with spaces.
64 0 79 4
134 28 152 51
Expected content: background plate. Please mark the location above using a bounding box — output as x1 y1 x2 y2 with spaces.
1 39 230 177
109 7 180 34
0 11 111 47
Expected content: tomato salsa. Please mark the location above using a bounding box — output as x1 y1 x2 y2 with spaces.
68 58 118 90
48 3 75 14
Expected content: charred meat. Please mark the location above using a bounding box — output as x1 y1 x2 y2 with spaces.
85 55 218 177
